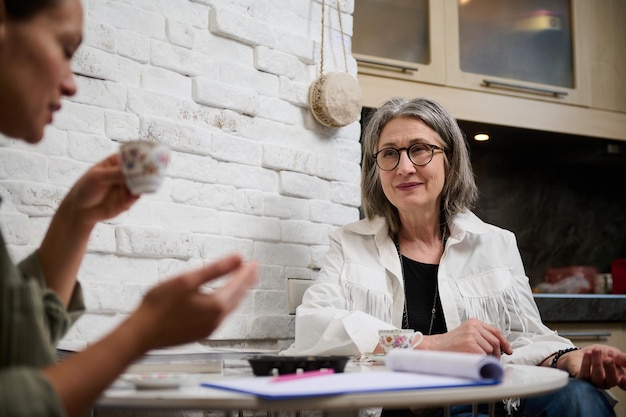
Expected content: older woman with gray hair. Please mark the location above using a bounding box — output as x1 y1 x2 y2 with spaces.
290 97 623 416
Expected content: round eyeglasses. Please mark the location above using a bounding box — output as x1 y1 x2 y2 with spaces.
372 143 443 171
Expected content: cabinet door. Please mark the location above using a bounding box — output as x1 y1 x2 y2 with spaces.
445 0 590 106
589 0 626 113
353 0 446 85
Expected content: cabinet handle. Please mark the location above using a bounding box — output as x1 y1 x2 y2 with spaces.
482 79 568 98
357 58 418 73
557 331 611 339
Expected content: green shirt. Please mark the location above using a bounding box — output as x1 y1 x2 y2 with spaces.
0 230 85 417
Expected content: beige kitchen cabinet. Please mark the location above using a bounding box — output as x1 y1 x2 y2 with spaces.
353 0 591 106
353 0 626 142
353 0 447 86
545 321 626 416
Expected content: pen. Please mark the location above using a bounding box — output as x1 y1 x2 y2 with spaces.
270 368 335 383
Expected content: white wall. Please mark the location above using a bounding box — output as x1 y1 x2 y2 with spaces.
0 0 360 350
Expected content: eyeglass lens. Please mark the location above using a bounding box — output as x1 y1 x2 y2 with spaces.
375 144 435 170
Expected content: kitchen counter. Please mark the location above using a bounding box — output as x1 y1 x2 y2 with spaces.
534 294 626 322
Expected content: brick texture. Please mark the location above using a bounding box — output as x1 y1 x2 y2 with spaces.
0 0 359 353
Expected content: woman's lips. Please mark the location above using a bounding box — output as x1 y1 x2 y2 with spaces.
48 103 61 122
396 182 422 190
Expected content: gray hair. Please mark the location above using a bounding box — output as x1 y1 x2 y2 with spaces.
361 97 478 235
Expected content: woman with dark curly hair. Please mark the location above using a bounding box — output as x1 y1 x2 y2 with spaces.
0 1 258 416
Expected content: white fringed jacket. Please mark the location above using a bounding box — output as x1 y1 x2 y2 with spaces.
289 211 573 366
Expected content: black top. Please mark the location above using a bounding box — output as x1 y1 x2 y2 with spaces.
402 255 447 335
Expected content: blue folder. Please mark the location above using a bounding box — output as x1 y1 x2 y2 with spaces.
201 370 500 400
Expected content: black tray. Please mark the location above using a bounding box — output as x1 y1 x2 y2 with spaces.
247 355 350 376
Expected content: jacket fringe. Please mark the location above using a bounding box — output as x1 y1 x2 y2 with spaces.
462 286 528 337
343 280 393 324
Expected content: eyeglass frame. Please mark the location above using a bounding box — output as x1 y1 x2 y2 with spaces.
372 143 444 171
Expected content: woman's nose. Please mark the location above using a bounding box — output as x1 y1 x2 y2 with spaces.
396 150 416 174
61 68 78 97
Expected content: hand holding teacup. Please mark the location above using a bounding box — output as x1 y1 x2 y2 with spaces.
119 141 170 195
378 329 424 354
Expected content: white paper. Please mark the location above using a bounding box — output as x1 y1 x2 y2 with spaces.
384 349 503 381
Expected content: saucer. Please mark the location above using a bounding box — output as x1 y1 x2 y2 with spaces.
122 373 187 390
356 353 386 364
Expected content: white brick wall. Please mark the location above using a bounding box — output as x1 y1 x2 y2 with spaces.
0 0 359 351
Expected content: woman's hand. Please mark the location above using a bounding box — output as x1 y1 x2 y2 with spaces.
560 344 626 389
127 254 259 351
419 318 512 358
61 153 138 227
39 153 138 303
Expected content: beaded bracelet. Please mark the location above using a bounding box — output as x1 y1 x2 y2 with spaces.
550 347 580 368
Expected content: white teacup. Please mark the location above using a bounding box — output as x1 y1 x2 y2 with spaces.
378 329 424 354
119 141 170 195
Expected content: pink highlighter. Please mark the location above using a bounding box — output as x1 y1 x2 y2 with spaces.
270 368 335 383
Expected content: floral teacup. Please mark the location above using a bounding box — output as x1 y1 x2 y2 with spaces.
378 329 423 354
119 141 170 195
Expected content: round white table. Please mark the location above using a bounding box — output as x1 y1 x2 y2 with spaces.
97 364 568 417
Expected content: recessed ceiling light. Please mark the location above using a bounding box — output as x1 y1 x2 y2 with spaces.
474 133 489 141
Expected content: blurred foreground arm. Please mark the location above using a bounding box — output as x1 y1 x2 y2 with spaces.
42 254 258 417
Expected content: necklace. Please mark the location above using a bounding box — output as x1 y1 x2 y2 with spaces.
394 222 447 334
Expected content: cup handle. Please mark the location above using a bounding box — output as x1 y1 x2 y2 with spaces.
410 331 424 349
